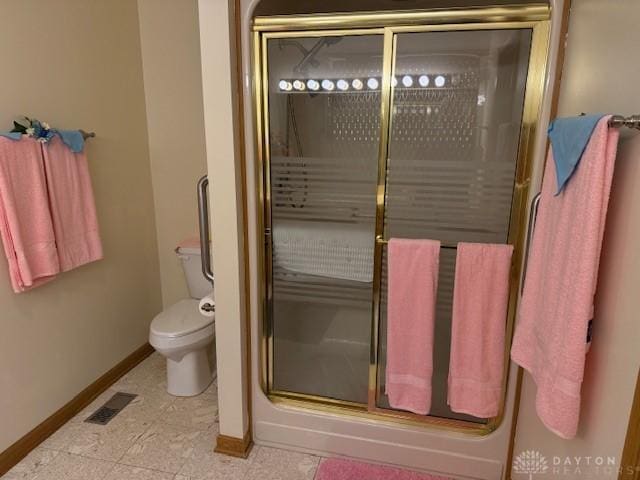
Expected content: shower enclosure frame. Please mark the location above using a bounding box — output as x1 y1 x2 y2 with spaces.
252 4 550 435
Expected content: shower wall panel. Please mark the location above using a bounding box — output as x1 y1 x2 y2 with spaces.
266 35 384 403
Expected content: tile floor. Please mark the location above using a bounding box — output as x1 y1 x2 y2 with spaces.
2 353 320 480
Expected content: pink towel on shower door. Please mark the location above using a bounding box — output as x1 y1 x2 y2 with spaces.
0 137 59 292
448 242 513 418
41 136 103 271
386 238 440 415
511 116 619 439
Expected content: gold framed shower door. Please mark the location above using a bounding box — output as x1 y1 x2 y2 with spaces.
252 4 551 435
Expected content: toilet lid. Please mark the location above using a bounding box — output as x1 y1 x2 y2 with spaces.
150 299 214 338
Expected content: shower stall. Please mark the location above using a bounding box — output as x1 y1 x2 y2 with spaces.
245 2 556 477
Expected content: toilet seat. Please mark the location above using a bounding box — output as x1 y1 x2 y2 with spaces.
150 299 213 338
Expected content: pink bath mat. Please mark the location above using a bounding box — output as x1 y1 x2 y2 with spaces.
315 458 452 480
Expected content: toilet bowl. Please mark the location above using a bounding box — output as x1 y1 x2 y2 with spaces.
149 241 215 396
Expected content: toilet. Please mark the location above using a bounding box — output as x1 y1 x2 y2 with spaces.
149 241 215 396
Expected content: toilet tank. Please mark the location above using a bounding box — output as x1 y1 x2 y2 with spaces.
176 243 212 299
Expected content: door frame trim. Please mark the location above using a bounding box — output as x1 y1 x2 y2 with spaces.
619 369 640 480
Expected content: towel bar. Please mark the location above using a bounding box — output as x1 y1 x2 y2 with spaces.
79 129 96 140
375 235 458 250
608 114 640 130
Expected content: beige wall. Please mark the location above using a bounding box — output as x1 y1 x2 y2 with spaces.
513 1 640 477
137 0 208 308
0 0 162 452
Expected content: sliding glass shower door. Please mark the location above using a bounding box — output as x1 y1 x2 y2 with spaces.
264 34 384 403
375 29 533 422
256 10 549 429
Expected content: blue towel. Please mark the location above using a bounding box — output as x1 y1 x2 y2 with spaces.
548 114 605 194
0 130 84 152
0 132 23 141
0 129 84 153
53 130 85 153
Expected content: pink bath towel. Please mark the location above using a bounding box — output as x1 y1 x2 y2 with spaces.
448 242 513 418
511 116 619 438
386 238 440 415
0 137 59 292
41 136 103 271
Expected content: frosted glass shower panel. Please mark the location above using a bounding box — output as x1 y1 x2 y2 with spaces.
384 29 532 243
266 35 383 403
377 29 533 420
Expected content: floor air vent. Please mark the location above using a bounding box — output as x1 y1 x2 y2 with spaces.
84 392 137 425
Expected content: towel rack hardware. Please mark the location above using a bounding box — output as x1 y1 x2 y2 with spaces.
375 235 458 250
608 115 640 130
79 129 96 140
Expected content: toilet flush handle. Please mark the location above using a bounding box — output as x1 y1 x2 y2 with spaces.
197 175 214 283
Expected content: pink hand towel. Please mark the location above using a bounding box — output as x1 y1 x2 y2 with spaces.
41 136 103 271
448 242 513 418
0 137 59 292
386 238 440 415
511 116 619 438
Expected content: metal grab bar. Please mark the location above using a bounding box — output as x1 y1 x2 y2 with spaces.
521 192 541 293
197 175 214 283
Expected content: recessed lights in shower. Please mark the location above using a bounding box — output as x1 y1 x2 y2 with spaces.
336 79 349 91
278 74 449 93
321 79 335 91
278 80 292 91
